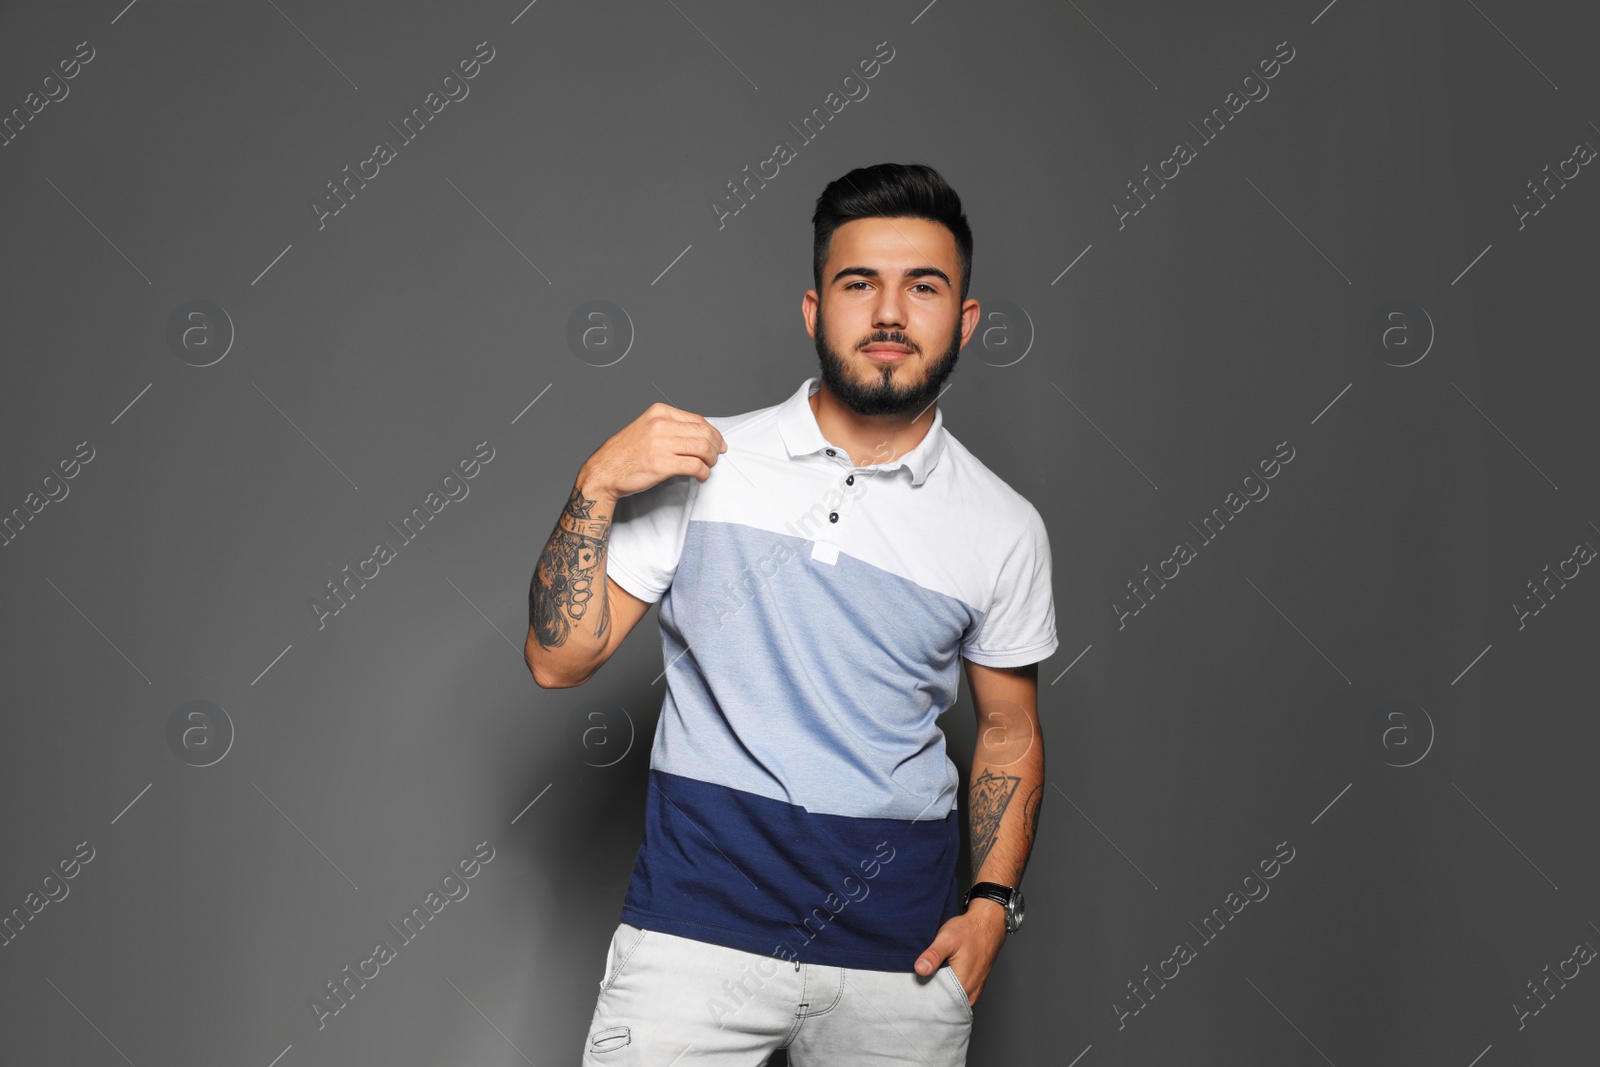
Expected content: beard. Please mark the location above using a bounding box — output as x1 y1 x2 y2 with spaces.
812 302 963 418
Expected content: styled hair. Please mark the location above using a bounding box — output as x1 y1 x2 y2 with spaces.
811 163 973 302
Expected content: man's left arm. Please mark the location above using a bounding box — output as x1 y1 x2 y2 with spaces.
913 658 1044 1006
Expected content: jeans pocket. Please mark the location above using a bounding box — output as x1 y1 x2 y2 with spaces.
600 923 650 993
941 964 975 1021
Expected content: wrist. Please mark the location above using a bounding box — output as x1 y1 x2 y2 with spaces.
964 881 1024 934
965 897 1007 921
572 468 620 506
965 898 1009 942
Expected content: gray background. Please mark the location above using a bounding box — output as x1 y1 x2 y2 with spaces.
1 0 1595 1064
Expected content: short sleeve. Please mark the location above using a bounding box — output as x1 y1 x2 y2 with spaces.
604 474 699 604
961 506 1059 668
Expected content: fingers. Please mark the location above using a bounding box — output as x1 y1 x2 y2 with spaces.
680 455 715 482
666 428 724 467
618 404 725 487
650 403 727 454
683 419 727 455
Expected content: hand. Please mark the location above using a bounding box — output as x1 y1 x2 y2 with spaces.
912 900 1008 1007
578 402 727 499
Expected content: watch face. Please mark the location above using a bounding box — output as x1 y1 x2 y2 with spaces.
1011 888 1025 929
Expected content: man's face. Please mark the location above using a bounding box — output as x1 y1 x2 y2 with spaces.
804 216 980 419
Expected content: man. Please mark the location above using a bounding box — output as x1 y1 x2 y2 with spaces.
526 162 1057 1066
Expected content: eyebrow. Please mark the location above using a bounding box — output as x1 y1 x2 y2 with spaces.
830 265 952 288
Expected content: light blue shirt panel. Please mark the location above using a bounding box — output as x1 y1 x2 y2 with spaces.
653 519 977 821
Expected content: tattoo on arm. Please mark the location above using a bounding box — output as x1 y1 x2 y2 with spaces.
529 484 613 650
1018 783 1042 882
969 768 1021 879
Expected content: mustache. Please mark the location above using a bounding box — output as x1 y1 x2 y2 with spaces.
859 332 917 351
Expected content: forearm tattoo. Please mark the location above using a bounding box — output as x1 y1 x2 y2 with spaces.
529 484 612 650
1018 783 1042 882
969 768 1021 879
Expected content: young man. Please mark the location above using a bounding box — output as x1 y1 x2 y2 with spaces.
527 163 1057 1066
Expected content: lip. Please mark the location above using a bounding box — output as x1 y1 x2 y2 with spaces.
862 345 912 362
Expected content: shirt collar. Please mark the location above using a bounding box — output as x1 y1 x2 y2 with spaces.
777 376 947 487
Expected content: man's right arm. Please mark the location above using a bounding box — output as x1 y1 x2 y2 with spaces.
524 477 652 688
522 402 727 689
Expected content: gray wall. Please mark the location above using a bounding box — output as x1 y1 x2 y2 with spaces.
2 1 1595 1063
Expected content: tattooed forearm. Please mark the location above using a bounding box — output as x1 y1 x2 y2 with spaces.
963 661 1044 891
529 483 614 650
969 768 1022 880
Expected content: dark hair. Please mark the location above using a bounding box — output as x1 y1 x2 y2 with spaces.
811 163 974 302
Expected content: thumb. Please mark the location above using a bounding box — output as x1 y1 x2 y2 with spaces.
913 932 955 976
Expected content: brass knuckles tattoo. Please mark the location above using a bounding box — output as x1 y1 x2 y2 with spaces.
530 485 613 649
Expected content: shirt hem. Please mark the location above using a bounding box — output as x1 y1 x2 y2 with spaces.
960 635 1059 668
618 905 923 972
606 558 662 605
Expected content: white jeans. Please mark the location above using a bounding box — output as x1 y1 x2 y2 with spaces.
581 922 974 1065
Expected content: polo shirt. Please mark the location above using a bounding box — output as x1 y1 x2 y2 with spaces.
605 375 1058 971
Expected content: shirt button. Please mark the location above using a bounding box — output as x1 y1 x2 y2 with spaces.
825 448 836 456
846 475 854 485
829 512 839 522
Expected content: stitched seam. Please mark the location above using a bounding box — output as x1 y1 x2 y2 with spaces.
601 929 649 993
779 966 809 1046
944 966 974 1019
802 968 845 1018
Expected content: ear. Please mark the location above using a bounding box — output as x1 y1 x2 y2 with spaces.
958 298 981 349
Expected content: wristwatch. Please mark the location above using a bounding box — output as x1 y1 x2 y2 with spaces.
963 881 1025 934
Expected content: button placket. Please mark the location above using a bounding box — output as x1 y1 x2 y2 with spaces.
835 466 887 525
821 448 889 526
823 447 849 524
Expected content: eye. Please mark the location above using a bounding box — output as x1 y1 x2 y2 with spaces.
912 283 937 293
844 281 870 290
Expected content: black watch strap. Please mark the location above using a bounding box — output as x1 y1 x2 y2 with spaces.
964 882 1012 908
963 881 1022 933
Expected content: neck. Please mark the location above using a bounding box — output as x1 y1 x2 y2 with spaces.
809 382 936 469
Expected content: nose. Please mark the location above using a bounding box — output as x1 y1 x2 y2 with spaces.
871 289 906 332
